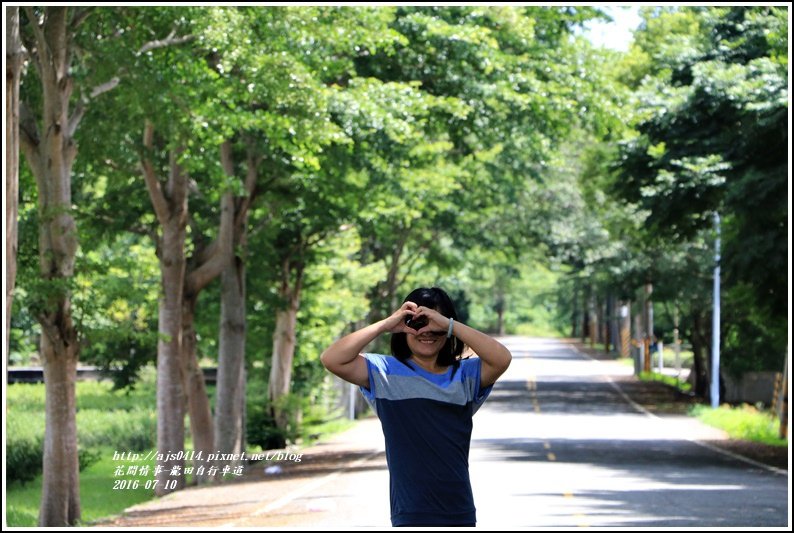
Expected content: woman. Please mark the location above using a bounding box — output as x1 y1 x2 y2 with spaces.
320 287 512 527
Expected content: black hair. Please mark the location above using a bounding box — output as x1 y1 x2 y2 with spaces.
390 287 465 368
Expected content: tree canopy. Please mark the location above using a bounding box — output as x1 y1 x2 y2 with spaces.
8 6 788 520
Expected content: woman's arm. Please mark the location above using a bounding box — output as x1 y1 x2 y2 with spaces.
413 306 512 388
320 302 418 388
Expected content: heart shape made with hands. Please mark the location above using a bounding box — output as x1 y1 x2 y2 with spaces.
404 314 429 331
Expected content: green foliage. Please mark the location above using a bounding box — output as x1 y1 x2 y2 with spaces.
638 371 692 393
691 404 786 446
73 236 161 388
606 6 787 376
10 7 787 480
6 445 159 527
244 366 285 450
5 421 43 485
6 381 157 485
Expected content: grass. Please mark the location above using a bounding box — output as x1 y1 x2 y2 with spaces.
5 446 158 527
628 352 786 448
300 415 356 446
6 378 161 527
5 371 360 527
691 403 787 446
638 370 693 393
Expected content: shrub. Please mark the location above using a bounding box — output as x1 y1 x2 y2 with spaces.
6 381 158 484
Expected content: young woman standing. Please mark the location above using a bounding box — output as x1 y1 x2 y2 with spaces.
321 287 512 527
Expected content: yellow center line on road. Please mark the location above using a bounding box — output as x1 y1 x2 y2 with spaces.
522 344 590 527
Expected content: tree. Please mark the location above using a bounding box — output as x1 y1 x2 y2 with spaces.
612 6 788 380
139 122 191 493
6 6 24 355
17 6 123 524
214 139 258 462
350 6 616 323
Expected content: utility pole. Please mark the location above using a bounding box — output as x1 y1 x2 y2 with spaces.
711 212 721 408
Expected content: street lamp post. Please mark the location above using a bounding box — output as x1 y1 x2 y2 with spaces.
711 212 721 408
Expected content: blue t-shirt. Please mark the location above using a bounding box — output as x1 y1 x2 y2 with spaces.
359 354 492 527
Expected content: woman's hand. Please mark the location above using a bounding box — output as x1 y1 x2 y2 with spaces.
411 306 450 335
381 301 420 334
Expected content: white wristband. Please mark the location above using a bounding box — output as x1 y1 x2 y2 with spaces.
447 318 454 338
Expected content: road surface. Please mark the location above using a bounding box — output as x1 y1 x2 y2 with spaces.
105 337 789 528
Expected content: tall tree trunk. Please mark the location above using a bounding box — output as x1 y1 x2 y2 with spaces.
587 290 597 348
177 186 236 482
633 305 643 375
5 6 23 355
494 281 507 336
570 282 578 338
142 128 189 495
607 294 620 355
180 294 214 483
16 7 81 525
642 282 654 372
215 253 247 463
40 338 79 526
214 141 258 464
581 284 589 343
269 259 304 433
691 311 711 398
597 294 606 347
155 215 187 494
367 230 407 324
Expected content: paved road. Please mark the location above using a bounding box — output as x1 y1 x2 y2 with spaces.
471 337 788 528
108 337 789 528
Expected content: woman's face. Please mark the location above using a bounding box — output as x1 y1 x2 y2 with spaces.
406 327 447 358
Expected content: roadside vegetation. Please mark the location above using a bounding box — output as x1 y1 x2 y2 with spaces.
691 404 787 447
5 372 351 527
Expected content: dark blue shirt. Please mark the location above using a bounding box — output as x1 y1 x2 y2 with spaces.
360 354 492 526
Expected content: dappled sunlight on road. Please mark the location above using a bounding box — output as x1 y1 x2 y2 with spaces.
103 337 787 528
468 337 787 528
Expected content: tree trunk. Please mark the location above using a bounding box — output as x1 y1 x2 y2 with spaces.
597 294 606 347
40 340 80 526
154 217 187 494
633 305 643 375
180 295 214 483
643 283 654 339
5 6 23 355
587 290 597 348
643 283 654 372
570 282 578 338
608 294 620 355
142 132 190 495
177 181 239 482
494 288 506 336
581 285 589 343
367 230 407 324
268 260 304 433
213 140 257 466
690 311 711 398
176 142 249 482
215 253 247 464
16 7 81 525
